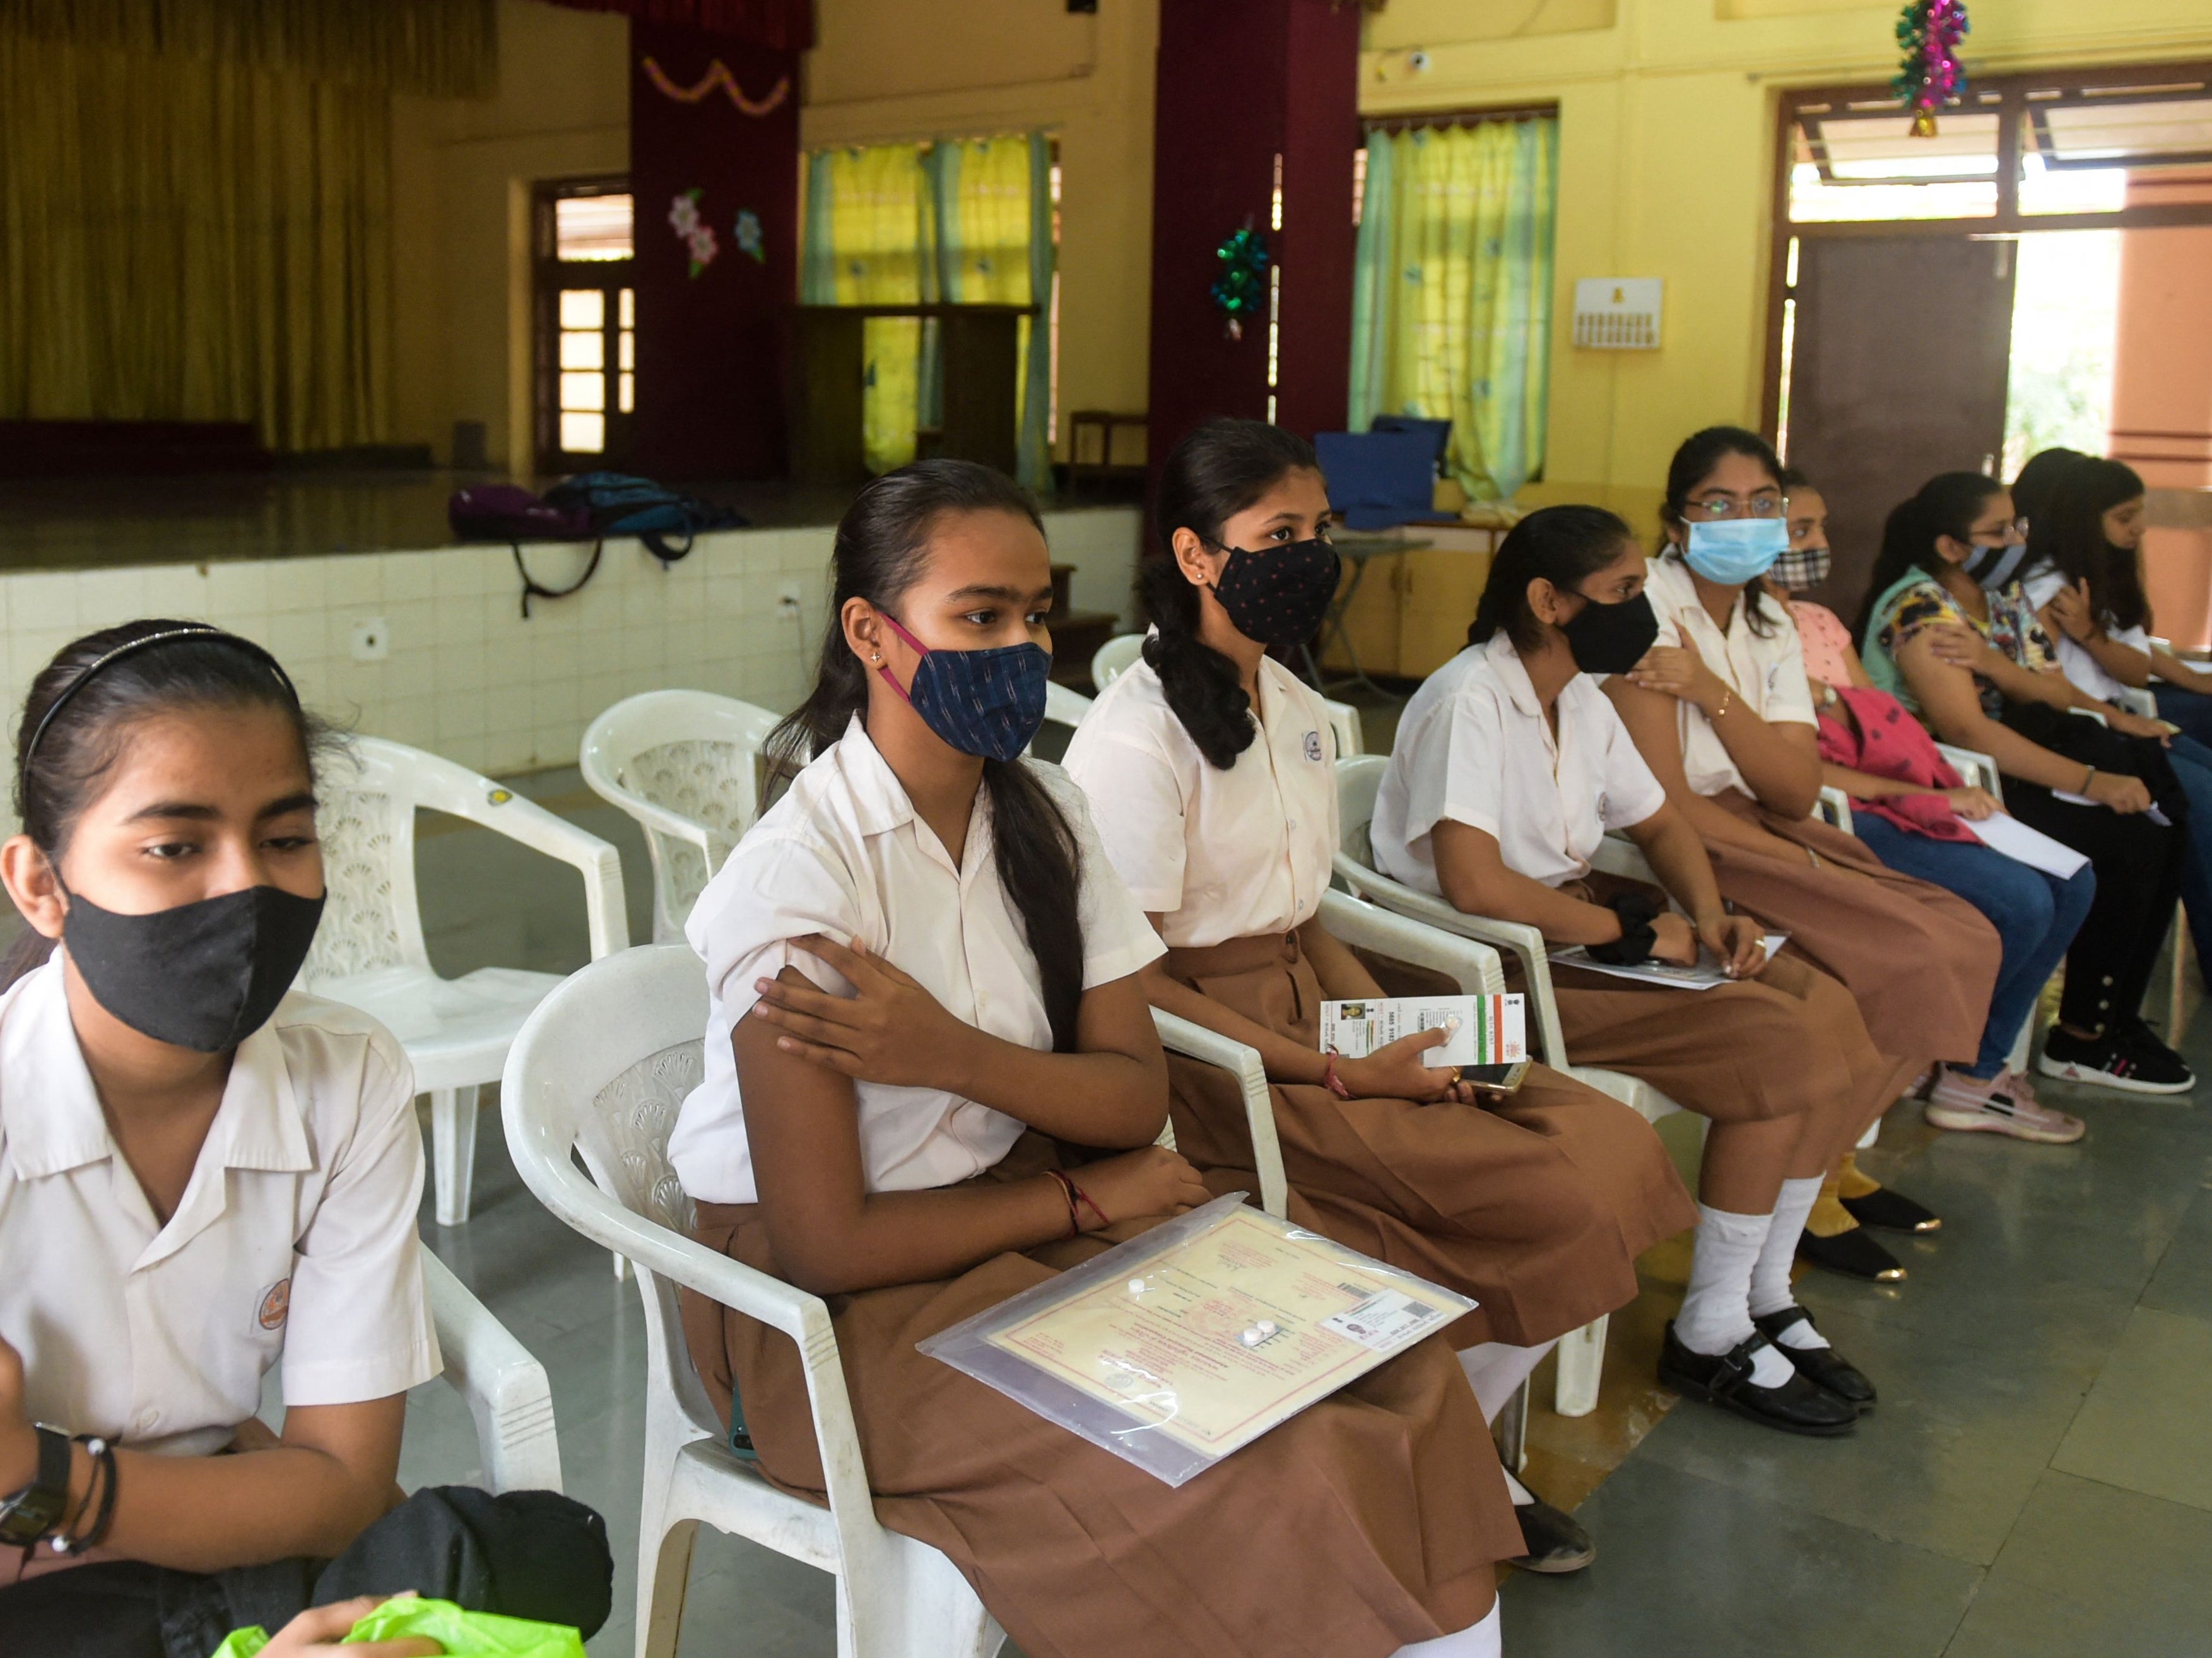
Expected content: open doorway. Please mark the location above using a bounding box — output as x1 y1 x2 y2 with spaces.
1765 67 2212 632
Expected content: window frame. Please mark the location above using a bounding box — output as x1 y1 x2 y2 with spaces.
531 175 635 476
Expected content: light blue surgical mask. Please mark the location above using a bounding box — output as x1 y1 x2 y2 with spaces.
1682 517 1790 585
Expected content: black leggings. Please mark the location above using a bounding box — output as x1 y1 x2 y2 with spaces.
2004 782 2187 1033
0 1486 610 1658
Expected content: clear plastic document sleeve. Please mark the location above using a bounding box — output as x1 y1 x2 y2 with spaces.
918 1192 1474 1487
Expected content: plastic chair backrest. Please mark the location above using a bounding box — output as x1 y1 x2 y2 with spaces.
304 737 440 982
1091 633 1146 690
580 690 784 941
1336 752 1386 871
1043 681 1092 731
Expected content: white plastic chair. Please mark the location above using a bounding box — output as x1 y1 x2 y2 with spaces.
1089 632 1365 755
1331 755 1690 1418
580 691 785 944
422 1248 565 1494
502 944 1293 1658
302 736 628 1227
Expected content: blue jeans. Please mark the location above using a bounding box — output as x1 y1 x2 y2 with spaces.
2154 683 2212 748
2158 731 2212 968
1852 814 2096 1078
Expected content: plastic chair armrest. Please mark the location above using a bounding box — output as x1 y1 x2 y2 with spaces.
460 792 632 960
1317 890 1505 996
1933 743 2003 801
422 1249 563 1495
1150 1008 1284 1219
1816 785 1855 834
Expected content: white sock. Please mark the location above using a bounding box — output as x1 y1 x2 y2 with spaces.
1748 1175 1830 1350
1391 1600 1502 1658
1501 1466 1535 1506
1676 1204 1795 1386
1456 1338 1560 1424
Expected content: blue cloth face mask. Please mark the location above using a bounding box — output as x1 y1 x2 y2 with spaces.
1681 517 1790 585
877 612 1051 763
1963 539 2030 592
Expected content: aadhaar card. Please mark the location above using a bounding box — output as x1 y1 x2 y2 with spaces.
1318 994 1526 1068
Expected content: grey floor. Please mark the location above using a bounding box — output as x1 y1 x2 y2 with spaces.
400 768 2212 1657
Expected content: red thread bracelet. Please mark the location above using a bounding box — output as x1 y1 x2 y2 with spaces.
1044 1169 1082 1237
1322 1050 1352 1099
1068 1178 1110 1232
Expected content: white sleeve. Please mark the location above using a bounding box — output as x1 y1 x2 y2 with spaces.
282 1033 440 1406
1762 611 1819 728
1401 689 1508 846
1598 699 1669 830
687 833 863 1030
1052 776 1169 989
2021 569 2064 609
1064 735 1190 915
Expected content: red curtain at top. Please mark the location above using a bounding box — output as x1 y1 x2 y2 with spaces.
539 0 812 53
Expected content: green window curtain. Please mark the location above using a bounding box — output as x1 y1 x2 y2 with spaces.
803 131 1052 483
0 28 394 452
1347 117 1557 503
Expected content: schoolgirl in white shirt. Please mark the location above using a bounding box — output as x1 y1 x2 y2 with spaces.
0 623 609 1656
1063 419 1695 1570
1372 507 1896 1436
674 460 1518 1658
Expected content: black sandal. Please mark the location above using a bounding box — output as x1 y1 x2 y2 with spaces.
1797 1225 1905 1281
1839 1184 1941 1234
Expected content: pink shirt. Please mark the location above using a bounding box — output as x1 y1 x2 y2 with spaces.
1790 599 1856 690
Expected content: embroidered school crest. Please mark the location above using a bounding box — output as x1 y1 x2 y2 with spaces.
256 1278 291 1332
1303 730 1323 762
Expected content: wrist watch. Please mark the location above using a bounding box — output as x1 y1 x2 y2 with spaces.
0 1424 72 1548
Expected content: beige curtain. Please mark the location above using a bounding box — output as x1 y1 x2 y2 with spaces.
0 29 394 451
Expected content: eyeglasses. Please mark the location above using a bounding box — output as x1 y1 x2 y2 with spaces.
1684 493 1784 520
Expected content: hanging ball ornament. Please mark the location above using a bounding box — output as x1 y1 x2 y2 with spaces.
1893 0 1969 138
1210 225 1271 343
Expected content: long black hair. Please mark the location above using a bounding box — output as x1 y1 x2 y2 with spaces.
1469 505 1637 653
2028 457 2149 633
2011 446 2087 530
767 460 1086 1051
1850 471 2006 648
1660 425 1789 637
1141 417 1321 770
3 620 329 989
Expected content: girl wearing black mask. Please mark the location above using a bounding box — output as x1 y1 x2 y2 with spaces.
1371 506 1883 1436
0 622 610 1654
1859 473 2192 1093
1066 423 1697 1567
676 461 1525 1658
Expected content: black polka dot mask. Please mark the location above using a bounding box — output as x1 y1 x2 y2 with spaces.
1208 538 1343 646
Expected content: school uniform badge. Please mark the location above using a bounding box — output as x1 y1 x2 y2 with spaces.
256 1278 291 1332
1304 730 1322 761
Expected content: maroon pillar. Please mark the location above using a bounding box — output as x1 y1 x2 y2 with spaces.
628 21 800 481
1144 0 1360 488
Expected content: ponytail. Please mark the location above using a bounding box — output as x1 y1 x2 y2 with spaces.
768 461 1086 1050
1144 417 1322 770
1852 471 2004 648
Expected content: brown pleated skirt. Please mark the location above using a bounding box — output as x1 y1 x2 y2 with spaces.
1701 791 2001 1085
1160 931 1695 1350
679 1133 1519 1658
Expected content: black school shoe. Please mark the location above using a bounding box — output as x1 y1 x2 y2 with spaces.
1839 1184 1941 1234
1657 1324 1858 1437
2038 1025 2194 1095
1797 1224 1906 1282
1751 1305 1878 1409
1509 1490 1596 1575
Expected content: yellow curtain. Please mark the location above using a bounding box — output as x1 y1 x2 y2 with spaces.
0 30 394 451
938 134 1045 480
809 144 929 474
1348 119 1557 501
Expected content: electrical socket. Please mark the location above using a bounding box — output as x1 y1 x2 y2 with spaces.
349 618 391 662
776 582 804 618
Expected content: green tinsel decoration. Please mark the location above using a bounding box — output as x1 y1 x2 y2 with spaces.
1210 225 1269 340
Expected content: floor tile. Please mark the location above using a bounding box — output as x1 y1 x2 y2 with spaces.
1500 1459 1981 1658
2140 1185 2212 1322
2051 1305 2212 1513
1942 1470 2212 1658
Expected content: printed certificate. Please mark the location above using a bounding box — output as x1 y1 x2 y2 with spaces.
948 1200 1469 1473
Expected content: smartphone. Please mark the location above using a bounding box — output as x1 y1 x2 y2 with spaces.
1459 1059 1530 1094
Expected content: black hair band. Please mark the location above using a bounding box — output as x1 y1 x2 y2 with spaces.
21 626 298 777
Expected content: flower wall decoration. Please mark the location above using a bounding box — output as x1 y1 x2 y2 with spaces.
669 188 719 277
734 209 765 264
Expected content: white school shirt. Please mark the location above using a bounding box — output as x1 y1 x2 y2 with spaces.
1374 635 1669 896
2021 566 2152 707
669 715 1164 1206
1642 555 1818 799
0 961 438 1458
1061 654 1339 948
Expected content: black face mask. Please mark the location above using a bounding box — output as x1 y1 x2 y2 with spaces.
62 884 326 1052
1559 590 1661 675
1210 539 1343 645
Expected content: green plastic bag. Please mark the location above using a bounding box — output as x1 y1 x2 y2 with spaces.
210 1596 585 1657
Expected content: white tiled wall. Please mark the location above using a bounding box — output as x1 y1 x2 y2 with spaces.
0 506 1141 790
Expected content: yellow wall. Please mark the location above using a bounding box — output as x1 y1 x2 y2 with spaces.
1359 0 2212 532
391 0 629 473
801 0 1158 460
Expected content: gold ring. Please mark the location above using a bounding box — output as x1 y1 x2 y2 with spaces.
1449 1066 1463 1085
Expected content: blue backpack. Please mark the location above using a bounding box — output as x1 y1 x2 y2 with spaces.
541 471 747 567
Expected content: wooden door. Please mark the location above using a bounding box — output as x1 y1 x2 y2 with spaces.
1785 236 2017 619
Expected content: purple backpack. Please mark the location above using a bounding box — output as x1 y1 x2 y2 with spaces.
447 484 591 543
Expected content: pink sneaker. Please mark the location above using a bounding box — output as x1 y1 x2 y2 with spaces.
1926 1066 2085 1144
